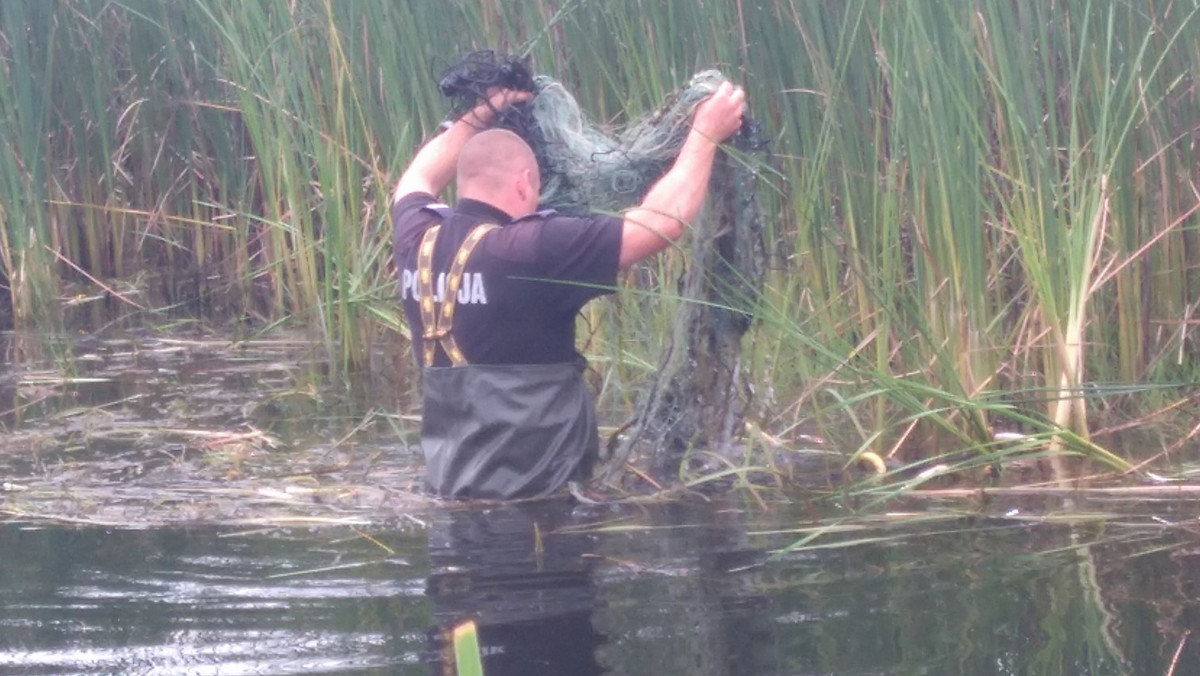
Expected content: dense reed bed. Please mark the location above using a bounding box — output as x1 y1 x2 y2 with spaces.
3 0 1199 475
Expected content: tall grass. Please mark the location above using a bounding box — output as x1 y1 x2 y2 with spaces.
0 1 58 329
2 0 1199 470
736 0 1200 471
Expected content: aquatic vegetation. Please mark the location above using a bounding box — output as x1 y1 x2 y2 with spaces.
0 333 429 526
452 620 485 676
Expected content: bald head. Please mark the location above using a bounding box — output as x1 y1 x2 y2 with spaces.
457 129 540 214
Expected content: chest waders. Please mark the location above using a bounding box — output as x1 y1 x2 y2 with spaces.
416 224 601 500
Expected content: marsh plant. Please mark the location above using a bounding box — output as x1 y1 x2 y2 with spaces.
3 0 1200 479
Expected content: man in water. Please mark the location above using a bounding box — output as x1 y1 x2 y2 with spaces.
391 81 746 500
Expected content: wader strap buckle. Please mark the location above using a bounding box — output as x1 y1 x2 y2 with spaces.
416 223 498 367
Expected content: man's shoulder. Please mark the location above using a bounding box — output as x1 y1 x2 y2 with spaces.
392 192 451 253
505 210 622 237
488 210 622 271
392 192 450 220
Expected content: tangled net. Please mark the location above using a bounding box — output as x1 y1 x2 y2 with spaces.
438 51 771 480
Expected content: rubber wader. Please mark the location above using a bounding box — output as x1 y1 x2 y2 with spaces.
416 224 600 500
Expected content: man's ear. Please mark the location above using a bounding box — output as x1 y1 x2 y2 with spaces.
517 168 536 204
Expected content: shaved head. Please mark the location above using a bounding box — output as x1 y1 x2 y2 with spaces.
457 129 539 196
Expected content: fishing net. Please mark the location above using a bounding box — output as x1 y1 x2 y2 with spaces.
437 51 771 481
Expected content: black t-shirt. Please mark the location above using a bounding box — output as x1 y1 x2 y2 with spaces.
392 193 623 365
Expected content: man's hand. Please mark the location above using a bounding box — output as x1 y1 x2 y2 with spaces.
465 87 534 127
691 81 746 145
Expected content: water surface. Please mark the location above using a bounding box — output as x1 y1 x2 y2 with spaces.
2 495 1199 675
2 333 1199 675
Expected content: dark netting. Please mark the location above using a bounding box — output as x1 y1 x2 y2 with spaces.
436 50 537 114
436 51 772 483
603 123 770 482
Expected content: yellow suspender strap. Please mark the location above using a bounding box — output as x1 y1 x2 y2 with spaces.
416 223 498 367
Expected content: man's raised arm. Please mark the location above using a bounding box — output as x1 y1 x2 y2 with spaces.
618 81 747 269
391 89 533 205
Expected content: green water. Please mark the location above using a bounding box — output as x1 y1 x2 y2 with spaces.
1 497 1198 675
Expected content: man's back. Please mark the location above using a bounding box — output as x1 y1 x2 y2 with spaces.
392 193 621 367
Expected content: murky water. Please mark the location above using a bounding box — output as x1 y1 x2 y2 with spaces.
2 497 1199 675
3 333 1200 675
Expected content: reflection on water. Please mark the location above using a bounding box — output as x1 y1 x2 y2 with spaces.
425 500 603 676
0 525 427 675
2 497 1199 675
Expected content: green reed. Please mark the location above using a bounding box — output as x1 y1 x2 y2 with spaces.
738 0 1200 472
0 1 57 328
3 0 1200 472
